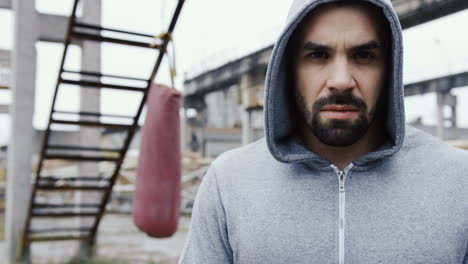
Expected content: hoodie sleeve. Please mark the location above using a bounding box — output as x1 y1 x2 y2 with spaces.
178 164 234 264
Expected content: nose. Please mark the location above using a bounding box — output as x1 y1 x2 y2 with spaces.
326 58 356 93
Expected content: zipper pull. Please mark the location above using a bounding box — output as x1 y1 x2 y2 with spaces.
338 170 345 193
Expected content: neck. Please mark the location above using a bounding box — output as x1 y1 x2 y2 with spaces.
300 118 385 170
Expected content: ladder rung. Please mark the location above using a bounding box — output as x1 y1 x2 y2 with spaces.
74 22 155 38
26 235 93 243
53 110 135 120
60 79 146 92
46 144 122 153
50 119 134 130
29 227 91 234
44 154 119 162
32 212 100 218
36 184 109 191
71 31 161 49
62 69 149 82
33 203 101 209
39 176 110 182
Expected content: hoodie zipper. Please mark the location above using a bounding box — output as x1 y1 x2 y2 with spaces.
331 164 353 264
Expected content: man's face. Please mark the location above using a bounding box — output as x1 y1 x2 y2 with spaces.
292 3 389 147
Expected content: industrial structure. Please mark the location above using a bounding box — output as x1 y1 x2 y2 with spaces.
183 0 468 157
0 0 185 262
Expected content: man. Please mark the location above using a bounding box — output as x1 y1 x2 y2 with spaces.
179 0 468 263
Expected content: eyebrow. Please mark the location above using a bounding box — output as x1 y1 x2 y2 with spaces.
303 42 329 51
352 40 381 51
303 40 381 51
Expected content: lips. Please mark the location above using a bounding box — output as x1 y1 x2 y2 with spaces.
320 104 360 120
320 104 359 111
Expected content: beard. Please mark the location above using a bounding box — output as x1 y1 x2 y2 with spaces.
296 91 375 147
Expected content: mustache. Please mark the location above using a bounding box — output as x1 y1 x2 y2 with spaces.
312 92 367 112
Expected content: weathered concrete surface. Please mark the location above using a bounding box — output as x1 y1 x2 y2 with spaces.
5 0 37 262
78 0 102 258
0 0 11 9
404 71 468 96
393 0 468 29
0 49 10 67
37 13 68 43
0 104 8 114
0 214 191 264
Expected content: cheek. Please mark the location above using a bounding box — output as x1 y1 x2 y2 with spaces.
355 68 386 112
295 65 323 109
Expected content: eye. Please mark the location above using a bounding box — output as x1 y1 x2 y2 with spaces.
306 51 329 59
353 50 376 62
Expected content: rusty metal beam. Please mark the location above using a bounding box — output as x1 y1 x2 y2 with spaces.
60 79 147 92
50 119 133 130
26 235 92 243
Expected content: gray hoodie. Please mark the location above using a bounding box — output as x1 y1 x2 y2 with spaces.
178 0 468 263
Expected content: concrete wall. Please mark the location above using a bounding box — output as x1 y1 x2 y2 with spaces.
205 86 241 128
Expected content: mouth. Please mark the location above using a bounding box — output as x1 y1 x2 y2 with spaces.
320 104 360 120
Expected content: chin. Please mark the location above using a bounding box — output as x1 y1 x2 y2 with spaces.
310 115 370 147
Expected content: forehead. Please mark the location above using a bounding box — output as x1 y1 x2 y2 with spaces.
296 3 385 44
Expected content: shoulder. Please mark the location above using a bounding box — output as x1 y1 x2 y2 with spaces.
401 124 468 168
211 137 276 171
208 137 288 190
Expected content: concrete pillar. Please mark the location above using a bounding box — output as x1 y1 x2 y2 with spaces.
0 0 12 9
0 104 9 113
241 74 253 145
450 104 457 127
241 110 252 145
436 95 444 140
5 0 37 263
436 92 457 139
0 49 11 89
78 0 101 258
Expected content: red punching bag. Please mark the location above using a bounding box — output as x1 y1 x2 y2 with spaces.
133 83 182 237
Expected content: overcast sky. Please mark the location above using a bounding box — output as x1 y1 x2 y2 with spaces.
1 0 468 144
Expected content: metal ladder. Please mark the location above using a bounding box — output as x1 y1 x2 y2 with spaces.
22 0 185 248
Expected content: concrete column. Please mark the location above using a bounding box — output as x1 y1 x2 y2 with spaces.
241 110 252 145
436 92 457 139
197 109 207 157
241 74 253 145
446 93 458 128
78 0 101 258
450 104 457 127
0 0 12 9
5 0 37 263
0 104 9 113
436 95 444 140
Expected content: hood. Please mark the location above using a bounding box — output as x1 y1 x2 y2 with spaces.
264 0 405 169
